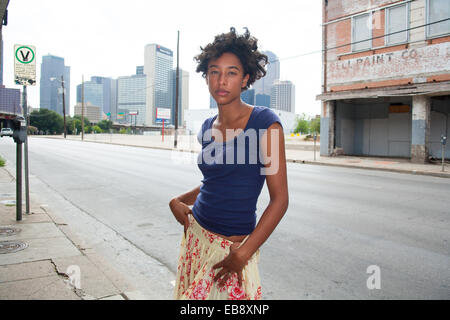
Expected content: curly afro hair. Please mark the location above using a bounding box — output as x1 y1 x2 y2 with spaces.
194 27 268 91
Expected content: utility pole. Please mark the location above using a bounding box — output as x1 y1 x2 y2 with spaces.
81 75 84 141
174 30 180 148
61 75 66 138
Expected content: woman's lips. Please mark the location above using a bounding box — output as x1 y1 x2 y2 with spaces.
216 90 229 96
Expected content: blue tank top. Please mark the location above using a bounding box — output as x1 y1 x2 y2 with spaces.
192 106 283 236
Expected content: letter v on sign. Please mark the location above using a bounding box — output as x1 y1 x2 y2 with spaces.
15 46 35 64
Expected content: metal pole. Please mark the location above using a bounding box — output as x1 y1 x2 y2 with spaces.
23 85 30 214
442 143 445 172
16 141 22 221
174 30 180 148
314 132 317 161
81 75 84 141
61 75 66 139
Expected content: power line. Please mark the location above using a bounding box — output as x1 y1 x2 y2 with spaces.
127 17 450 96
273 17 450 63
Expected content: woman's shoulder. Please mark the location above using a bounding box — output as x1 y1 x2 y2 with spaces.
252 106 283 130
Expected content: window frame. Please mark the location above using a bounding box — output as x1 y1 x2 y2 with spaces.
426 0 450 38
385 2 410 45
352 12 373 52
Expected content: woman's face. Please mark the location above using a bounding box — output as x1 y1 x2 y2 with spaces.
206 52 249 106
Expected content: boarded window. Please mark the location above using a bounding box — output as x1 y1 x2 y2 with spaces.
427 0 450 37
386 4 408 44
353 13 372 51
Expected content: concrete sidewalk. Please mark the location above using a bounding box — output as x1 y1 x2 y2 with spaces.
0 166 147 300
39 134 450 179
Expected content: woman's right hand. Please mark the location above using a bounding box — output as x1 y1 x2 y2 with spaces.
169 198 192 236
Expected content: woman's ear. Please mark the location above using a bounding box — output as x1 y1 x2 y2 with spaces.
242 74 250 89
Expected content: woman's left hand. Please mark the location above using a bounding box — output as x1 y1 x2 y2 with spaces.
212 242 249 288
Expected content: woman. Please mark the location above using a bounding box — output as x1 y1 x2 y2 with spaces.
169 27 289 300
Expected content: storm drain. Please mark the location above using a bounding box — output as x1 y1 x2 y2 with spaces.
0 227 21 237
0 240 28 254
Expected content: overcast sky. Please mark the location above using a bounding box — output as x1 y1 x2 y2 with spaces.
2 0 323 118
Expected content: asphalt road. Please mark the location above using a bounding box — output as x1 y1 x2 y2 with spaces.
0 136 449 299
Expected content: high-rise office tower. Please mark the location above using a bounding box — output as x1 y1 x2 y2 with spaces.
252 51 280 98
40 54 70 116
144 44 173 125
76 76 115 119
270 80 295 113
171 68 189 127
117 67 146 125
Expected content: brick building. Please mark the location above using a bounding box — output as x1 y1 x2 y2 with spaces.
317 0 450 162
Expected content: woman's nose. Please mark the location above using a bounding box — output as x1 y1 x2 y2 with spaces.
219 72 227 85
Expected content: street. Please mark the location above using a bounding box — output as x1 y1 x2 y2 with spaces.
0 136 449 299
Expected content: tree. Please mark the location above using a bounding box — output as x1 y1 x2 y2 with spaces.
97 120 112 132
92 125 103 133
310 116 320 134
294 113 310 135
29 109 64 135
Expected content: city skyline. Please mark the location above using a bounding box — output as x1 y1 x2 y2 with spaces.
1 0 322 118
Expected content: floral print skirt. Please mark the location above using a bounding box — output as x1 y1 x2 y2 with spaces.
173 214 262 300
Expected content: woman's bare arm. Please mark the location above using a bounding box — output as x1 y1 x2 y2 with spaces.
170 184 202 206
238 122 289 260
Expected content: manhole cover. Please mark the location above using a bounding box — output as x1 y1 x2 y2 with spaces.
0 227 21 237
0 240 28 254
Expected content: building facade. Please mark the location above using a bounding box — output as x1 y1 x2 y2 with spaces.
270 80 295 113
171 68 189 127
40 55 70 116
0 85 20 114
317 0 450 162
117 68 146 125
144 44 173 125
74 102 101 123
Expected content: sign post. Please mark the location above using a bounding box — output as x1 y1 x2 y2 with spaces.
156 108 171 142
14 44 36 219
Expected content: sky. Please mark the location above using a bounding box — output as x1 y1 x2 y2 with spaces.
2 0 323 118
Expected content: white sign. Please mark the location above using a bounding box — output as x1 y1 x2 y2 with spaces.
14 44 36 86
156 108 171 120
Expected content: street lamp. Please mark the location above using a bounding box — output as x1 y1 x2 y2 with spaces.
49 76 67 138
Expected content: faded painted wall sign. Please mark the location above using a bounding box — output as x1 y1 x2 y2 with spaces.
327 42 450 84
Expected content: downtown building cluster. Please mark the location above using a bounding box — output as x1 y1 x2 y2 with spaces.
40 44 188 127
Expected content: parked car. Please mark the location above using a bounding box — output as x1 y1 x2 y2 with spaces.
0 128 14 137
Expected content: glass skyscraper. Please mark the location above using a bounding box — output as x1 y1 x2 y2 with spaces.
76 76 116 119
40 55 70 116
270 80 295 113
117 68 146 125
251 51 280 108
144 44 173 125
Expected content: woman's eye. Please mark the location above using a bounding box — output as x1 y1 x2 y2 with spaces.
228 72 237 76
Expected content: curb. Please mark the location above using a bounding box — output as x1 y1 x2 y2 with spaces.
286 158 450 179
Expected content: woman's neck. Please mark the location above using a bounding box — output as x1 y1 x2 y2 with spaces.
217 100 250 127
